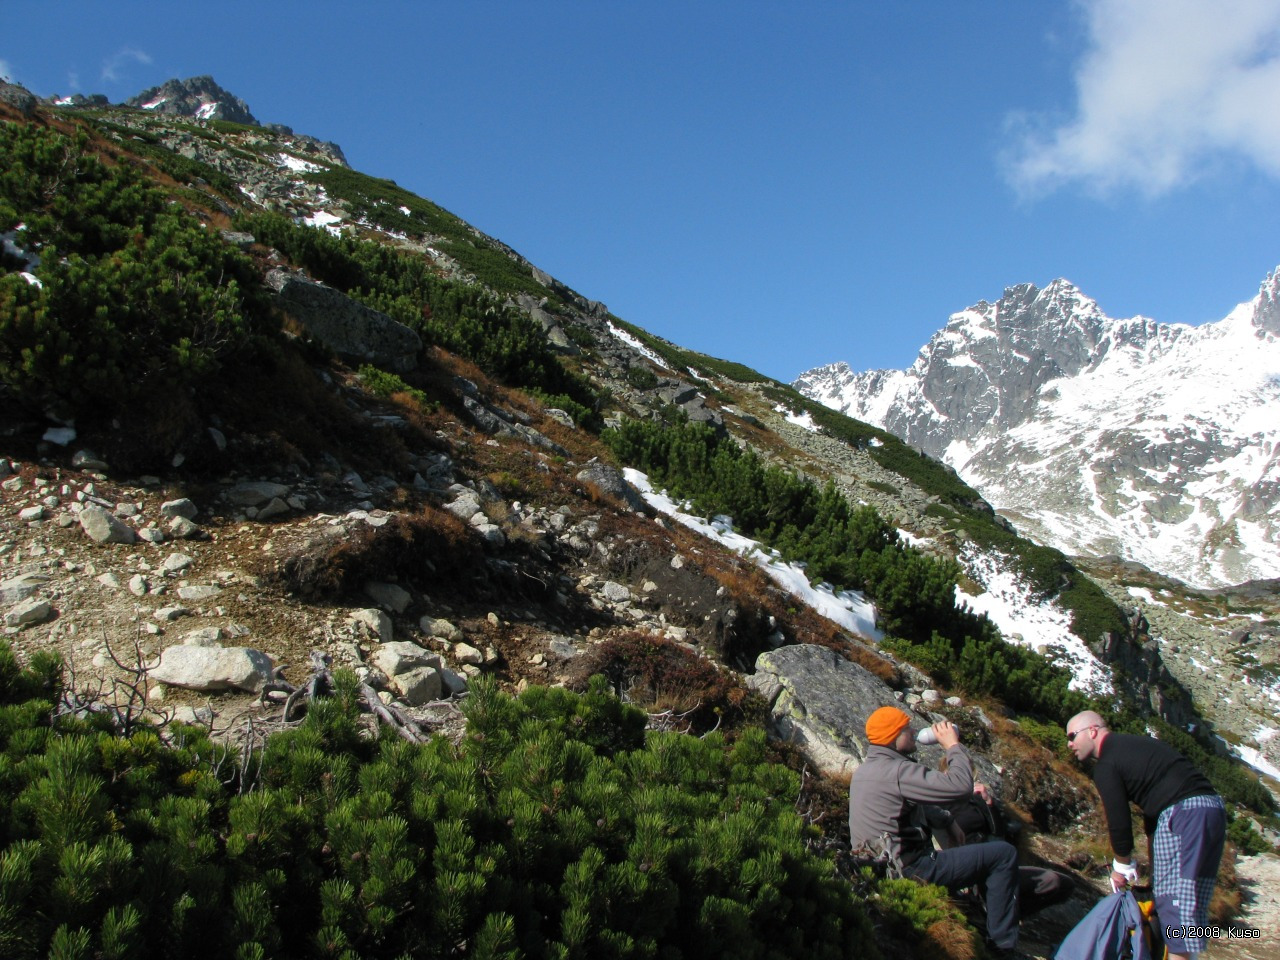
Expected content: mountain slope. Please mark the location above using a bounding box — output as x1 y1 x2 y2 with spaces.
1 75 1277 957
795 276 1280 589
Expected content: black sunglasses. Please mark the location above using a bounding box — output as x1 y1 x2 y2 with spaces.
1067 726 1096 743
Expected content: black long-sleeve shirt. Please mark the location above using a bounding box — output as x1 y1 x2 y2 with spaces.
1091 732 1216 856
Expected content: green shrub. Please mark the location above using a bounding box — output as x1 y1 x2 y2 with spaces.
1227 813 1273 856
236 211 605 428
0 645 878 959
602 417 1088 722
0 123 273 424
624 365 659 389
356 363 431 408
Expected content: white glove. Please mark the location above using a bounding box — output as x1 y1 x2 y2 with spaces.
1112 858 1139 889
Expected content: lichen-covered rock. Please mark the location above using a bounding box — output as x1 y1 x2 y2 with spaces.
750 645 904 776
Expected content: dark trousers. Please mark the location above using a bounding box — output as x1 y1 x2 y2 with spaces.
905 839 1020 950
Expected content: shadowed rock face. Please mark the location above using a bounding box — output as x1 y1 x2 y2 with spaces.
266 269 422 373
1256 269 1280 336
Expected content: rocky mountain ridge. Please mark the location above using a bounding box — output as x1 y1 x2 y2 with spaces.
125 74 258 125
795 275 1280 590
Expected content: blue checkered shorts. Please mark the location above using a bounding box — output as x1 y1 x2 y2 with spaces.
1152 794 1226 955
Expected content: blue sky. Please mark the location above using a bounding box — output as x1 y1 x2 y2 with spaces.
6 1 1280 382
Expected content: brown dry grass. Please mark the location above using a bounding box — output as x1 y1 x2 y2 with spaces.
924 918 982 960
261 504 481 602
566 631 765 733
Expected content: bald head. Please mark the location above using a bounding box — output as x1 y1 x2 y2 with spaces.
1066 710 1109 762
1069 711 1106 732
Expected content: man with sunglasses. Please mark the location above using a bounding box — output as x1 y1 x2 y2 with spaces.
1065 710 1226 958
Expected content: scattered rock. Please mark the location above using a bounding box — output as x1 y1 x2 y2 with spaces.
226 481 291 507
161 498 198 520
371 641 441 678
255 497 291 521
349 608 393 644
169 516 202 539
600 581 632 603
178 585 222 602
78 504 136 544
440 667 468 696
5 597 54 627
71 449 108 471
0 573 50 604
365 581 411 614
162 553 194 574
420 616 464 642
150 645 275 693
454 642 484 666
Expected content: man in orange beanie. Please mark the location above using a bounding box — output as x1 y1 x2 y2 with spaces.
849 706 1021 958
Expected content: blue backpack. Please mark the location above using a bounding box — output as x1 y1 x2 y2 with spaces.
1053 890 1155 960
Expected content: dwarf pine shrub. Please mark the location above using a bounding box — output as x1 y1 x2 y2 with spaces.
602 417 1087 722
0 642 881 959
0 123 272 423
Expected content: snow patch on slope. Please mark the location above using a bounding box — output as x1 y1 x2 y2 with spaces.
624 468 881 640
955 548 1112 694
606 323 670 371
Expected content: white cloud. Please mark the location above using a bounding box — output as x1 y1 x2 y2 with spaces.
1004 0 1280 198
0 58 15 83
101 48 151 84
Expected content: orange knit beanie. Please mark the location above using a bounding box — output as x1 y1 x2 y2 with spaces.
865 706 911 746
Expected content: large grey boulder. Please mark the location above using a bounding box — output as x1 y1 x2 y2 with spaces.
750 644 916 776
751 644 1002 787
576 464 647 512
5 597 53 627
0 573 50 604
78 505 136 544
266 269 421 372
151 645 275 693
393 667 442 706
371 641 441 679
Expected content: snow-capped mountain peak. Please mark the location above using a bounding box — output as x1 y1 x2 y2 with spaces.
795 268 1280 589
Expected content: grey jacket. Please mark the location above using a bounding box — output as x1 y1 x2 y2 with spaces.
848 743 974 865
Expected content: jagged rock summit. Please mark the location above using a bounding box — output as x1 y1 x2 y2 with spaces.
125 75 258 125
795 269 1280 590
